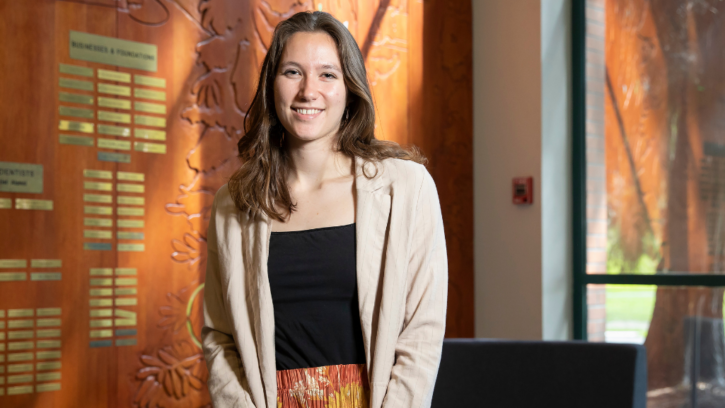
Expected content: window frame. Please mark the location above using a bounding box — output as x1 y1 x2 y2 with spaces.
571 0 725 341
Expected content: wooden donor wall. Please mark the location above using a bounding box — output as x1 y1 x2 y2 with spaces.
0 0 472 407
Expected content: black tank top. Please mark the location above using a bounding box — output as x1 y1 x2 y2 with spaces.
267 223 366 371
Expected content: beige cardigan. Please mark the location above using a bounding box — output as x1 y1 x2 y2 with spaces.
202 157 448 408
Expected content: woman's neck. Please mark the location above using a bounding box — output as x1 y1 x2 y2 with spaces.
285 135 353 190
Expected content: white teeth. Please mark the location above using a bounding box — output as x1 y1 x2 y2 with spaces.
295 108 321 115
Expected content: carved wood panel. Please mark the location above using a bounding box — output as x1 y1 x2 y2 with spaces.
0 0 472 407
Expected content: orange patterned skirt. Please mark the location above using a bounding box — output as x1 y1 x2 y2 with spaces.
276 364 370 408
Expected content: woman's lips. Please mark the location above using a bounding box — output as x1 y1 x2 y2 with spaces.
291 107 323 120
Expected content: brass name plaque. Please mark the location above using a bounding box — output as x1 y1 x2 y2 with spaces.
90 309 112 317
84 230 112 239
90 319 113 328
115 268 137 275
98 124 131 137
8 385 33 394
90 329 113 338
8 331 33 340
59 91 93 105
114 278 138 286
36 329 61 338
98 138 131 151
117 171 144 181
36 319 61 327
59 77 93 91
8 363 33 373
84 206 113 215
117 207 144 216
84 194 112 203
98 83 131 97
134 141 166 154
59 63 93 77
0 197 11 208
59 134 93 146
90 268 113 276
0 162 43 193
134 128 166 141
36 308 61 316
117 232 144 240
117 183 144 193
90 278 113 286
98 69 131 83
59 105 93 119
0 272 27 281
98 97 131 110
117 219 144 228
84 181 113 191
70 31 158 72
89 288 113 296
31 260 61 268
83 243 112 251
117 196 144 205
116 338 138 346
36 350 61 359
134 114 166 128
90 299 113 307
98 111 131 124
8 341 34 351
36 372 61 382
16 199 53 211
115 288 137 295
9 320 34 329
134 74 165 88
115 309 137 318
8 309 34 317
84 217 113 227
115 297 138 306
36 340 61 349
8 374 33 383
0 259 27 268
37 362 62 370
134 101 166 114
134 88 165 101
59 120 93 133
31 273 62 281
97 152 131 163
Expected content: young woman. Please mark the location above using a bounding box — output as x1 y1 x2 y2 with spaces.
202 11 448 408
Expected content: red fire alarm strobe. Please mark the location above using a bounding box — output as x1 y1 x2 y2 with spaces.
512 177 534 205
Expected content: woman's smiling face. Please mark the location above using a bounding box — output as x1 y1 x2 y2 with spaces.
274 31 347 144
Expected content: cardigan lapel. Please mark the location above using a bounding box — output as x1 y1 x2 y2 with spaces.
246 212 276 408
354 157 391 383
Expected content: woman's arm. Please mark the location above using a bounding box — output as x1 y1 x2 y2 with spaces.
202 198 256 408
382 170 449 408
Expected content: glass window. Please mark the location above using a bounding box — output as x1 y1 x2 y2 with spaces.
577 0 725 406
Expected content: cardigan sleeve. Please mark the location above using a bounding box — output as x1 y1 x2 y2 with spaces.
381 169 449 408
202 196 257 408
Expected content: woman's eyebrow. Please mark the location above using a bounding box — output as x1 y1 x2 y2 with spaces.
320 63 341 72
279 61 302 69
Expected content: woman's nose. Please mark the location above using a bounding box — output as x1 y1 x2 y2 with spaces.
297 75 318 100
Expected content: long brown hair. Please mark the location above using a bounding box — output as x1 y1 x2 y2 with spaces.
228 11 426 221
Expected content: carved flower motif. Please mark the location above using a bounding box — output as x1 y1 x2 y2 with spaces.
171 232 207 268
134 342 206 407
158 292 188 333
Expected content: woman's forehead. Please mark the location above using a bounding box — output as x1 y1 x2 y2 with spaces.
280 32 341 68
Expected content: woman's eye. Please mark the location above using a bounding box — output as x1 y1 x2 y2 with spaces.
322 73 337 79
284 70 299 75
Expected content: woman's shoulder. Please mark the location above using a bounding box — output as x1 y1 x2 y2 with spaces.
376 157 435 193
211 183 237 214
